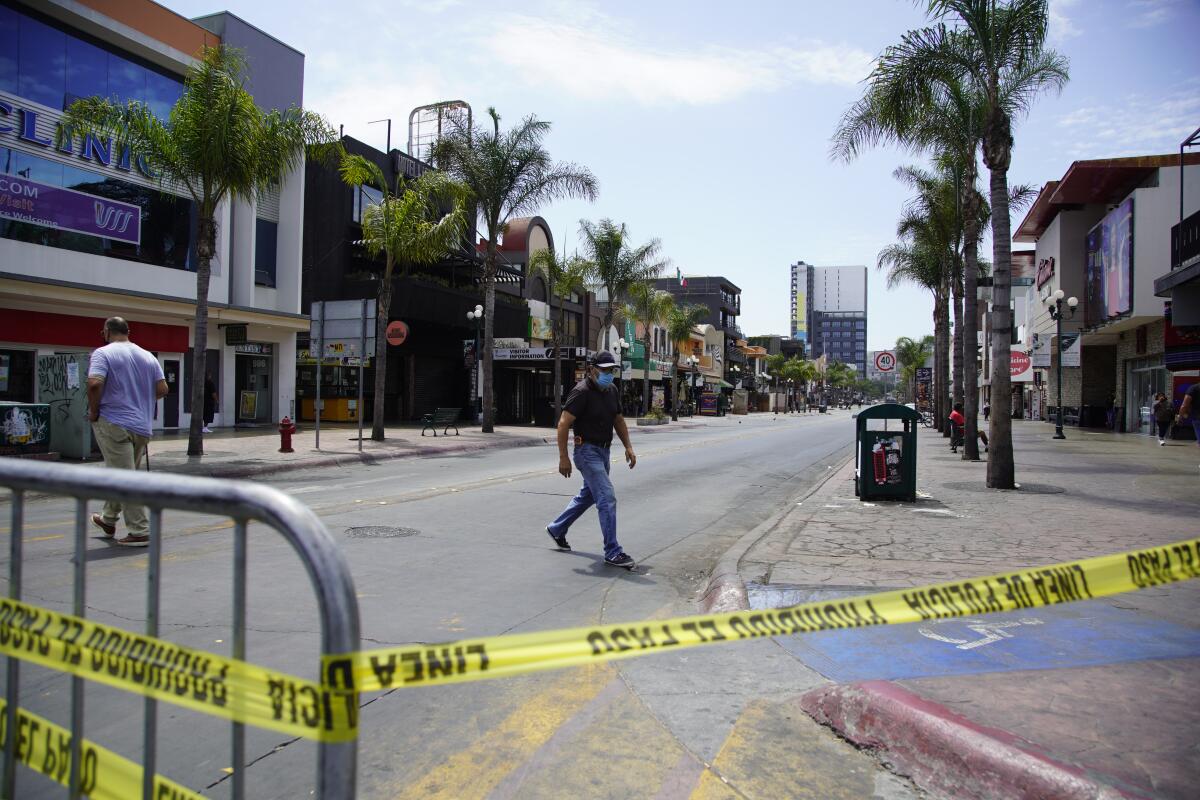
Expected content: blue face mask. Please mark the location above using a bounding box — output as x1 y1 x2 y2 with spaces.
596 371 615 387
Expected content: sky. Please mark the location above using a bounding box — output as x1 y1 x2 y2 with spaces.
169 0 1200 352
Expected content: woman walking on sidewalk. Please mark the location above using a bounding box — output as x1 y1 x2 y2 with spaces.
1152 392 1173 445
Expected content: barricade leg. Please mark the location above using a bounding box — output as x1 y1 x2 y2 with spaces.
2 490 23 799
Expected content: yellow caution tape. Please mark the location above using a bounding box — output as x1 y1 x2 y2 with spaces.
2 538 1197 742
324 537 1200 692
0 599 357 743
0 699 203 800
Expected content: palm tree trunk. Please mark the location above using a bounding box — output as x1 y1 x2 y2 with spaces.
941 292 952 436
963 211 981 461
186 214 216 456
952 271 964 412
482 243 498 433
641 330 651 416
987 165 1015 488
371 277 391 440
671 370 679 421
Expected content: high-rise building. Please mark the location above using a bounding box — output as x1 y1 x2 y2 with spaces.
790 263 868 373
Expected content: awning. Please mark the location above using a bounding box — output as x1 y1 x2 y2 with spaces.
717 380 734 389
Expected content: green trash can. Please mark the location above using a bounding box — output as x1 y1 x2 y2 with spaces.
854 403 919 501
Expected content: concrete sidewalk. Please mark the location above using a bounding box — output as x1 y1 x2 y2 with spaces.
64 414 718 479
706 420 1200 799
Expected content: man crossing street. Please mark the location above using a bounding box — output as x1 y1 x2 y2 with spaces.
87 316 168 547
546 351 638 569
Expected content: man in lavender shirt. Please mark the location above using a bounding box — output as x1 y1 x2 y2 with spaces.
87 317 168 547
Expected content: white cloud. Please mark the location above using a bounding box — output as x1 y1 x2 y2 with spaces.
1055 84 1200 158
479 16 872 107
1127 0 1183 28
1048 0 1082 41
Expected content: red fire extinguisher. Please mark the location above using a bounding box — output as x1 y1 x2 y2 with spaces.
872 442 887 485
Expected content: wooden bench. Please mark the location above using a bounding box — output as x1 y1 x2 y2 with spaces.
421 407 462 436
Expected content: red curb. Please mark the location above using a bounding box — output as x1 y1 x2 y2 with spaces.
799 681 1142 800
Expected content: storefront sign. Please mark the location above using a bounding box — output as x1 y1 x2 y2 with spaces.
530 317 553 340
386 320 409 346
1010 350 1032 381
0 173 141 245
699 392 718 415
494 347 554 361
1035 257 1055 289
297 349 369 367
224 325 248 346
0 96 158 179
234 343 273 356
1060 334 1081 368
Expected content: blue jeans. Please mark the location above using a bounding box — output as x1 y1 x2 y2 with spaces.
547 444 622 559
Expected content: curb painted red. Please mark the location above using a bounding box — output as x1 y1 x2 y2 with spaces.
799 681 1141 800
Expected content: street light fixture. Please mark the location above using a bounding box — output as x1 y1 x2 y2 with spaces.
1044 289 1078 440
466 305 484 417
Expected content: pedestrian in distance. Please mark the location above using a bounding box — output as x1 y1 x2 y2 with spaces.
87 317 168 547
1152 392 1174 445
203 370 217 434
1176 381 1200 468
983 402 991 422
546 351 638 569
950 402 988 453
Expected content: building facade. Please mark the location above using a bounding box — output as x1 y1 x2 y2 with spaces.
792 263 868 373
652 275 744 386
0 0 308 438
1014 154 1200 434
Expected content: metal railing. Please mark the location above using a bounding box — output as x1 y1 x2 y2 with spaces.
0 458 360 799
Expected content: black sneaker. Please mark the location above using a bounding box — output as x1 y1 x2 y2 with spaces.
546 527 571 551
604 553 636 570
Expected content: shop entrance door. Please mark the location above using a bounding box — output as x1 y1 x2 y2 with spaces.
235 353 273 425
163 360 179 427
1126 357 1166 434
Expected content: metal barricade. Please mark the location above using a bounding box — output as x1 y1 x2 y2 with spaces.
0 458 360 799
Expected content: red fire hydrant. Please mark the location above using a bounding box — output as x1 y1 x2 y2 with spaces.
278 415 297 453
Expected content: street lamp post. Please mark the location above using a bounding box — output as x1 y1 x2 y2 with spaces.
1045 289 1078 440
466 304 483 419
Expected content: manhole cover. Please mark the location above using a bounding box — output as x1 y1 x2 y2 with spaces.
344 526 419 539
941 481 1065 495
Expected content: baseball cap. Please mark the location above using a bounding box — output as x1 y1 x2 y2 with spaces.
591 350 619 368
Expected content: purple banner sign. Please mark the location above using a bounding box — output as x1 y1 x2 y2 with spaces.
0 174 141 245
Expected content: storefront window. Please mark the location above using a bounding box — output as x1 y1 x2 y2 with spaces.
0 146 197 269
0 349 34 401
0 2 182 116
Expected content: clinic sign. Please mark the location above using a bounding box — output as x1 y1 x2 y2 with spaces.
0 173 141 245
0 96 158 179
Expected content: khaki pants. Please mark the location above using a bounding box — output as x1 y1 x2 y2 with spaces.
91 417 150 536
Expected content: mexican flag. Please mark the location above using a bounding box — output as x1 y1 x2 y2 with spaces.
677 268 686 287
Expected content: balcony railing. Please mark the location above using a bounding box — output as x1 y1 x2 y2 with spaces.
1171 209 1200 270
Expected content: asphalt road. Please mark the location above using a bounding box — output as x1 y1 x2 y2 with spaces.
3 411 923 799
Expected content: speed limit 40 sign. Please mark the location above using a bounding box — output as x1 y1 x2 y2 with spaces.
875 351 896 372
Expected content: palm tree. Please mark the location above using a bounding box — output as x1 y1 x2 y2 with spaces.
893 164 960 433
528 247 592 421
895 335 935 403
665 303 707 421
578 219 669 350
340 155 468 439
873 0 1068 487
432 107 598 433
623 283 675 416
64 46 336 455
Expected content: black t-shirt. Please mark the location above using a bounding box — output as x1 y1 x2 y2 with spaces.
564 377 621 445
1189 382 1200 408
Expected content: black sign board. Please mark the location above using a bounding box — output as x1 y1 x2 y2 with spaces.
224 324 248 346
